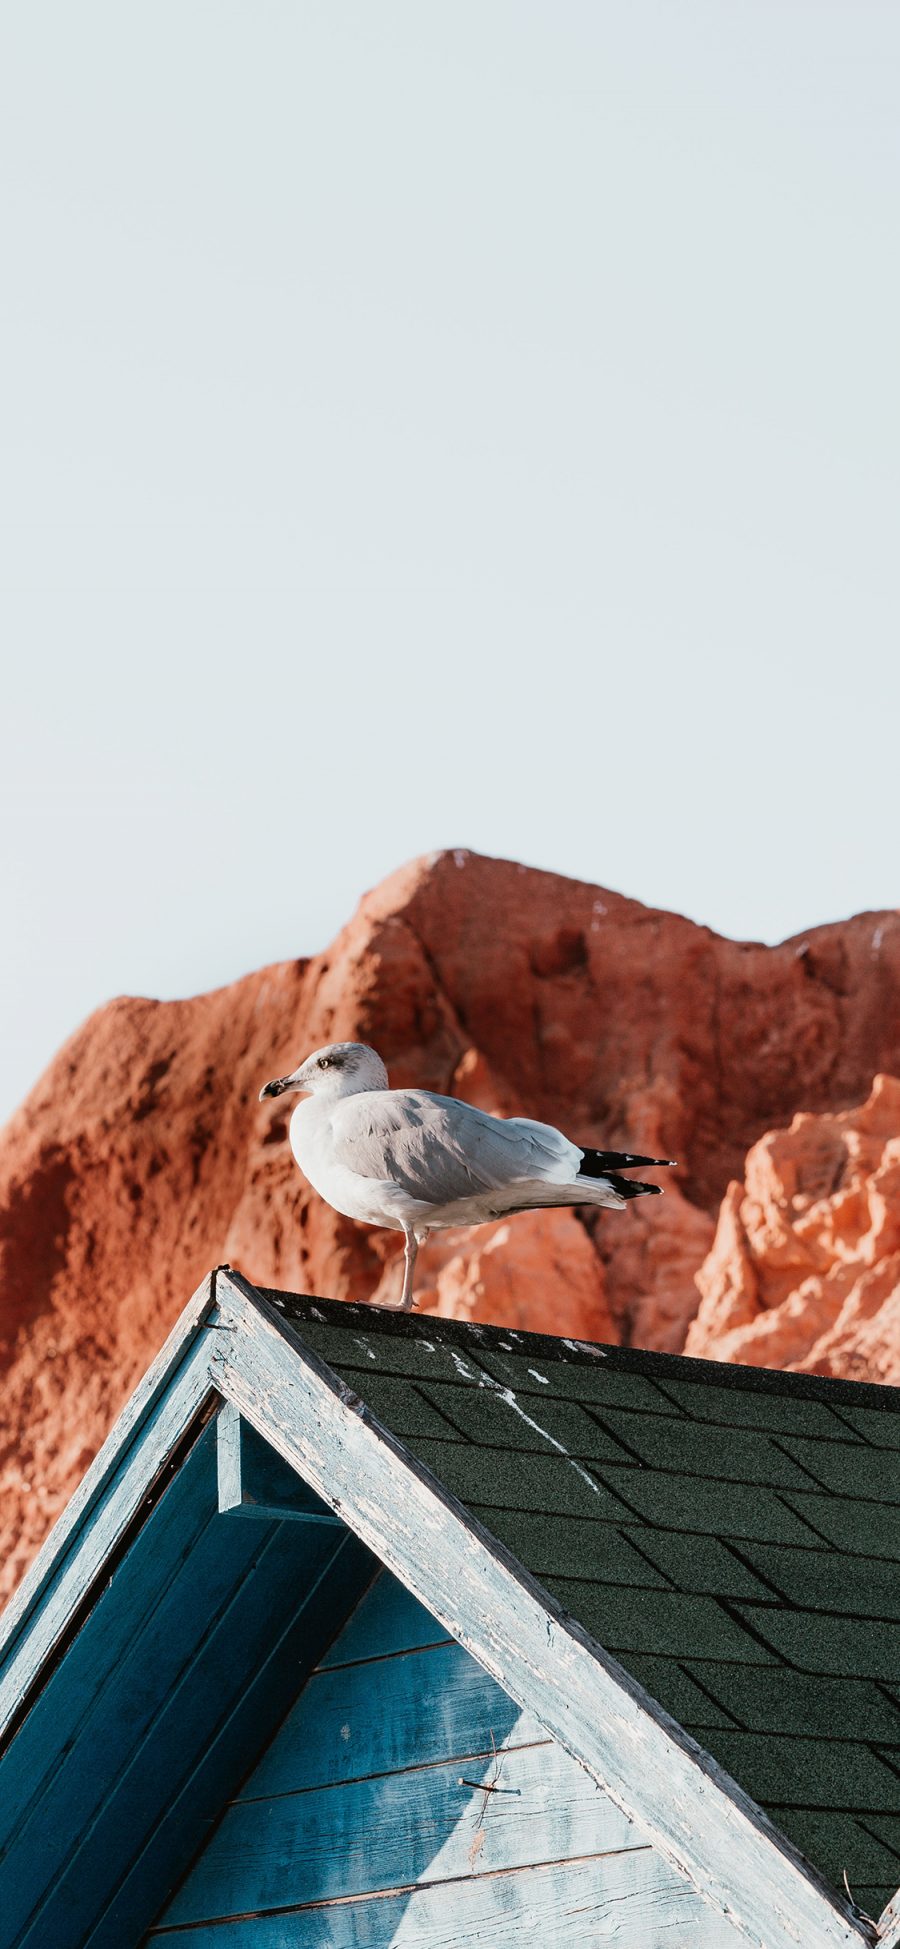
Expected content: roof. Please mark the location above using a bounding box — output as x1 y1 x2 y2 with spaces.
0 1266 894 1949
263 1285 900 1926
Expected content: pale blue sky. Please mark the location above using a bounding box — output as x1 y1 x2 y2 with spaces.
2 2 898 1124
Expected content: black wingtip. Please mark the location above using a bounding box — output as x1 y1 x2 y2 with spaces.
579 1146 676 1179
604 1172 663 1199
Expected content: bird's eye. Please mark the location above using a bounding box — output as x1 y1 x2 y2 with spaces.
319 1056 332 1069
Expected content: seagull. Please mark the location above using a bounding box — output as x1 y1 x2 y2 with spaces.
260 1042 674 1311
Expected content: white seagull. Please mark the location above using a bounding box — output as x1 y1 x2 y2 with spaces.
260 1042 674 1311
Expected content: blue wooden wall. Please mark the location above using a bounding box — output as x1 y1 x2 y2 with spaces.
1 1404 746 1948
146 1569 733 1947
0 1414 374 1949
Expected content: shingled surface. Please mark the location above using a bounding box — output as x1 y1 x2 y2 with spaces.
263 1290 900 1919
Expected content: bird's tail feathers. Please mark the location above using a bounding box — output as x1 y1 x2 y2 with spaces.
477 1175 662 1220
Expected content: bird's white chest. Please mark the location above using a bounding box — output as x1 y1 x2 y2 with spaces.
288 1100 405 1228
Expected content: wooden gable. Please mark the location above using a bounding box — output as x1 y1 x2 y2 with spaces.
0 1269 878 1949
150 1566 744 1946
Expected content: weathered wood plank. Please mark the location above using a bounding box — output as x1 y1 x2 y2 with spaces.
83 1532 375 1949
5 1438 277 1945
0 1274 217 1706
30 1527 369 1949
161 1737 641 1926
210 1272 868 1949
878 1888 900 1947
0 1323 216 1744
216 1391 246 1509
148 1844 743 1946
217 1404 343 1524
244 1637 541 1798
0 1417 222 1860
318 1568 451 1666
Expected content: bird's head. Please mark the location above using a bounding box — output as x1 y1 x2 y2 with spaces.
259 1041 389 1104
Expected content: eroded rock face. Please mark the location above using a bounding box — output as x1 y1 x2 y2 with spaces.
2 848 900 1597
686 1075 900 1382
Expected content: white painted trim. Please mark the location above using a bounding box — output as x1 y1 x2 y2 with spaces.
216 1394 248 1513
0 1276 219 1739
216 1398 342 1523
211 1272 869 1949
878 1889 900 1945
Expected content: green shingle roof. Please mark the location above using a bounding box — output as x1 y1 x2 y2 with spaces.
264 1289 900 1921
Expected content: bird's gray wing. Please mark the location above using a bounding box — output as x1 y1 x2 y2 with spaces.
332 1091 578 1204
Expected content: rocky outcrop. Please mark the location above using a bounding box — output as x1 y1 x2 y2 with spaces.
1 848 900 1597
686 1074 900 1382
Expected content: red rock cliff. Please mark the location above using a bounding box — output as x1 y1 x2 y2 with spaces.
687 1074 900 1381
2 849 900 1597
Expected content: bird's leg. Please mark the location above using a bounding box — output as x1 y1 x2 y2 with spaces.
398 1229 419 1311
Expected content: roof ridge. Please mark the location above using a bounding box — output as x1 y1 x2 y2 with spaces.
256 1282 900 1415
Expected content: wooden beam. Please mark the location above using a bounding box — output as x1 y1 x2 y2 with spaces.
878 1889 900 1946
211 1271 870 1949
216 1402 342 1524
0 1275 219 1745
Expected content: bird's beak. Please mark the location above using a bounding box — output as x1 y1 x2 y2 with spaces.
259 1076 291 1101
